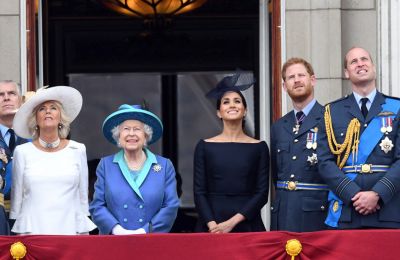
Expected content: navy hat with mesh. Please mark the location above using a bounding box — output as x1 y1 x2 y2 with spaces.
206 71 255 99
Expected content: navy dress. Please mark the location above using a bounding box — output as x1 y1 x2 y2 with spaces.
193 140 269 232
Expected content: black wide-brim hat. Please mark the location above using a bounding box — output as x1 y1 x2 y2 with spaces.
206 71 256 99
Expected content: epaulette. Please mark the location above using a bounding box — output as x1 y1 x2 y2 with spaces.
324 95 350 107
382 93 400 101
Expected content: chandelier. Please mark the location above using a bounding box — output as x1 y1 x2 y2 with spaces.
100 0 207 18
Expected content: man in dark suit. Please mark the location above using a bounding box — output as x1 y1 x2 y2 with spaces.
270 58 328 232
318 47 400 229
0 80 28 235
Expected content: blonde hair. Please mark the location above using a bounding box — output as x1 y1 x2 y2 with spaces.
27 101 72 140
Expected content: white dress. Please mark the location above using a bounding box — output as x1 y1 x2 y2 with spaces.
10 140 96 235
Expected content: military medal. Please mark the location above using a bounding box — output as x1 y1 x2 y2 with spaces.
293 124 300 134
308 129 318 150
380 117 393 134
306 133 313 149
312 142 318 150
379 136 394 153
307 153 318 166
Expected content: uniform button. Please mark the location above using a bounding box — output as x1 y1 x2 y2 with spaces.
271 206 274 210
294 139 298 143
340 133 344 136
123 218 127 222
290 174 295 178
321 206 325 210
292 156 297 160
364 124 368 127
277 149 281 152
139 219 143 223
139 205 143 209
124 204 128 209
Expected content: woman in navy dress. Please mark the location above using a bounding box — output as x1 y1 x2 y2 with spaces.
194 73 269 233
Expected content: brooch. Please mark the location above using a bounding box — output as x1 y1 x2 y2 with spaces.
307 153 318 166
152 164 162 172
379 137 394 154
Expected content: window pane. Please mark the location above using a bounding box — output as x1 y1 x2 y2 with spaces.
68 73 162 160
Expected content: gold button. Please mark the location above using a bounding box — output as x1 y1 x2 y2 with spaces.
292 156 297 160
294 139 298 143
287 181 297 190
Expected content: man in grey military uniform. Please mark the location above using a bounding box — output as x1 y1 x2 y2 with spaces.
318 47 400 229
0 80 27 235
270 57 328 232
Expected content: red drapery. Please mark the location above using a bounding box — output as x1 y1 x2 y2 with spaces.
0 230 397 260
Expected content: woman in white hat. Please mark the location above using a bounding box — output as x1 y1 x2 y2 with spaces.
90 104 179 234
10 86 96 235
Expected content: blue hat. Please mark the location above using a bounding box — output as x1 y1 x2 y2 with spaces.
206 71 255 99
102 104 163 145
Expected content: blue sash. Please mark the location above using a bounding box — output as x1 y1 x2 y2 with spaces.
325 98 400 227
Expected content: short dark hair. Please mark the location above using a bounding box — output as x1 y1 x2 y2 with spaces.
281 57 315 81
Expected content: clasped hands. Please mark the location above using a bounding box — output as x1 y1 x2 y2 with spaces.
351 191 380 215
207 214 245 234
112 224 146 235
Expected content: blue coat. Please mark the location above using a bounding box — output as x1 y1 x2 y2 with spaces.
89 149 180 234
318 92 400 228
270 102 328 232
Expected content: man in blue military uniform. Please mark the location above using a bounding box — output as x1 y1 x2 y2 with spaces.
270 57 328 232
318 47 400 229
0 80 28 235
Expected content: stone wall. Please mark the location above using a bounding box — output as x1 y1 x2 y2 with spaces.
284 0 378 111
0 1 20 83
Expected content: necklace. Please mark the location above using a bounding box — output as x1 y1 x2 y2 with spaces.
124 151 146 171
38 137 61 149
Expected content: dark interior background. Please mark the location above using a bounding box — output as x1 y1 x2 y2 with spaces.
39 0 261 232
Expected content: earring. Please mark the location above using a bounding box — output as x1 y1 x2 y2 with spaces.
35 126 39 130
58 123 63 129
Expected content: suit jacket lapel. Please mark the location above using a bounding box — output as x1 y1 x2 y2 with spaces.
281 113 295 135
366 92 385 122
344 94 364 122
296 102 323 137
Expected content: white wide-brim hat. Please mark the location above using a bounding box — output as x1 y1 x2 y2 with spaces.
13 86 83 139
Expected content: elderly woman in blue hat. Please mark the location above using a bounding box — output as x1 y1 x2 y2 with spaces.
90 104 179 234
194 72 269 233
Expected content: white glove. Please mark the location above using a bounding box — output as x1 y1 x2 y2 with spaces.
112 224 146 235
